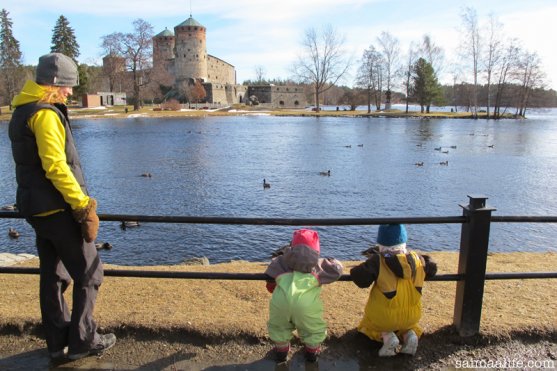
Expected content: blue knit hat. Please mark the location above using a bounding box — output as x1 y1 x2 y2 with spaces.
376 224 407 247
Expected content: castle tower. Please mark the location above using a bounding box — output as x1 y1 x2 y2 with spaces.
174 15 207 82
153 28 175 65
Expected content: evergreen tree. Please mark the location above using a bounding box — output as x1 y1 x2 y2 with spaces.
412 58 441 113
0 8 24 106
50 15 80 62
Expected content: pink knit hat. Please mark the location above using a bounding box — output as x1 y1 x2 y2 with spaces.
291 229 320 252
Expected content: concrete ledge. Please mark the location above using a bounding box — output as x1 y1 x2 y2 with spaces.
0 253 36 267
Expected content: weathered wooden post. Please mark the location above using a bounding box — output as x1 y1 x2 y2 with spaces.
454 195 496 336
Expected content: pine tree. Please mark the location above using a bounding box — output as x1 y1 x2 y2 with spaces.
0 8 24 105
412 58 441 113
50 15 80 62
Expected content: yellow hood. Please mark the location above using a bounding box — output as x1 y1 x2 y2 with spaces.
11 80 46 108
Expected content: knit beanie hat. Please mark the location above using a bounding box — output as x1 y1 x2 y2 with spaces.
291 229 320 253
376 224 407 251
36 53 79 87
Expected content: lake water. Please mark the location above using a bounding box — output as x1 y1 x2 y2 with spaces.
2 108 557 265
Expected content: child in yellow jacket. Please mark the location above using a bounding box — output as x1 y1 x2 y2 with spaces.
350 224 437 356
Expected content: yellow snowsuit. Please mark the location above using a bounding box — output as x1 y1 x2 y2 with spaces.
351 250 428 342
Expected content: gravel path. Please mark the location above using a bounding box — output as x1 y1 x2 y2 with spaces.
0 325 555 370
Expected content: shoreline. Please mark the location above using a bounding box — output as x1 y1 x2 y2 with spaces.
0 105 525 122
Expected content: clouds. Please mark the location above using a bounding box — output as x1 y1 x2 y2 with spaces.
3 0 556 88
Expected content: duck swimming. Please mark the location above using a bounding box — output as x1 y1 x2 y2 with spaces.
263 179 271 189
319 170 331 176
95 242 113 250
121 221 140 230
8 228 19 238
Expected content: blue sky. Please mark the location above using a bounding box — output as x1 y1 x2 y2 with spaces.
3 0 557 90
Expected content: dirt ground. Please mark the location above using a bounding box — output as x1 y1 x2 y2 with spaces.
0 251 556 370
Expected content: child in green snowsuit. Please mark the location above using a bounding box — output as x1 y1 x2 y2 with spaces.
265 229 343 363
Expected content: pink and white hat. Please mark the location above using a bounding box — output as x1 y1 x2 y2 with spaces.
291 229 320 253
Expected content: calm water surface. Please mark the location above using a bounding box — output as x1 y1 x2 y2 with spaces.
2 109 557 265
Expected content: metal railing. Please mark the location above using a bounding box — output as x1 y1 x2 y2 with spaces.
1 194 556 337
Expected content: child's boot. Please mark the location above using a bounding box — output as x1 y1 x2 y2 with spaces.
304 344 320 363
378 331 399 357
274 343 290 363
400 329 418 355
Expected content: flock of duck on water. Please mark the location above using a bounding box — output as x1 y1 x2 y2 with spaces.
3 140 492 246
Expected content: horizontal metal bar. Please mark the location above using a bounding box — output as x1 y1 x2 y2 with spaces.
2 211 557 224
0 211 466 225
491 216 557 223
1 267 555 281
99 215 468 226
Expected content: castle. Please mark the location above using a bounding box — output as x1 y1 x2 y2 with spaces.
152 15 306 108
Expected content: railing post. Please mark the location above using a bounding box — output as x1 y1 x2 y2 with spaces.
453 195 496 336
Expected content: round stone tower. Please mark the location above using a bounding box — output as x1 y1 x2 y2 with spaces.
153 27 175 65
174 15 207 81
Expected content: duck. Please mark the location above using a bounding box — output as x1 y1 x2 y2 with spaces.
121 221 140 230
263 179 271 189
140 173 152 178
319 170 331 176
1 204 17 211
434 147 442 151
357 144 364 147
95 242 113 250
414 162 424 167
439 161 449 166
8 227 19 239
442 150 449 154
488 144 495 148
344 145 352 148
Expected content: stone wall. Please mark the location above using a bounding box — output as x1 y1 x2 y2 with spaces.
247 85 306 109
204 83 248 106
207 55 236 85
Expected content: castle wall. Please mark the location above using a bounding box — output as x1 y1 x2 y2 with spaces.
204 83 247 105
207 55 236 85
247 85 306 109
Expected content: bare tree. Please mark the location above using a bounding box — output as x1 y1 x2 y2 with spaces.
355 45 383 113
101 19 153 110
292 24 351 111
483 13 503 119
377 31 401 109
419 35 444 76
515 50 545 117
191 79 206 107
402 42 418 113
493 40 519 118
254 65 266 84
460 6 481 118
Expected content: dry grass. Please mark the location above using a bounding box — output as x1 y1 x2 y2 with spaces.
1 252 555 339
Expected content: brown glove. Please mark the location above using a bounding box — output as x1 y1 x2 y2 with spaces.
72 198 99 243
